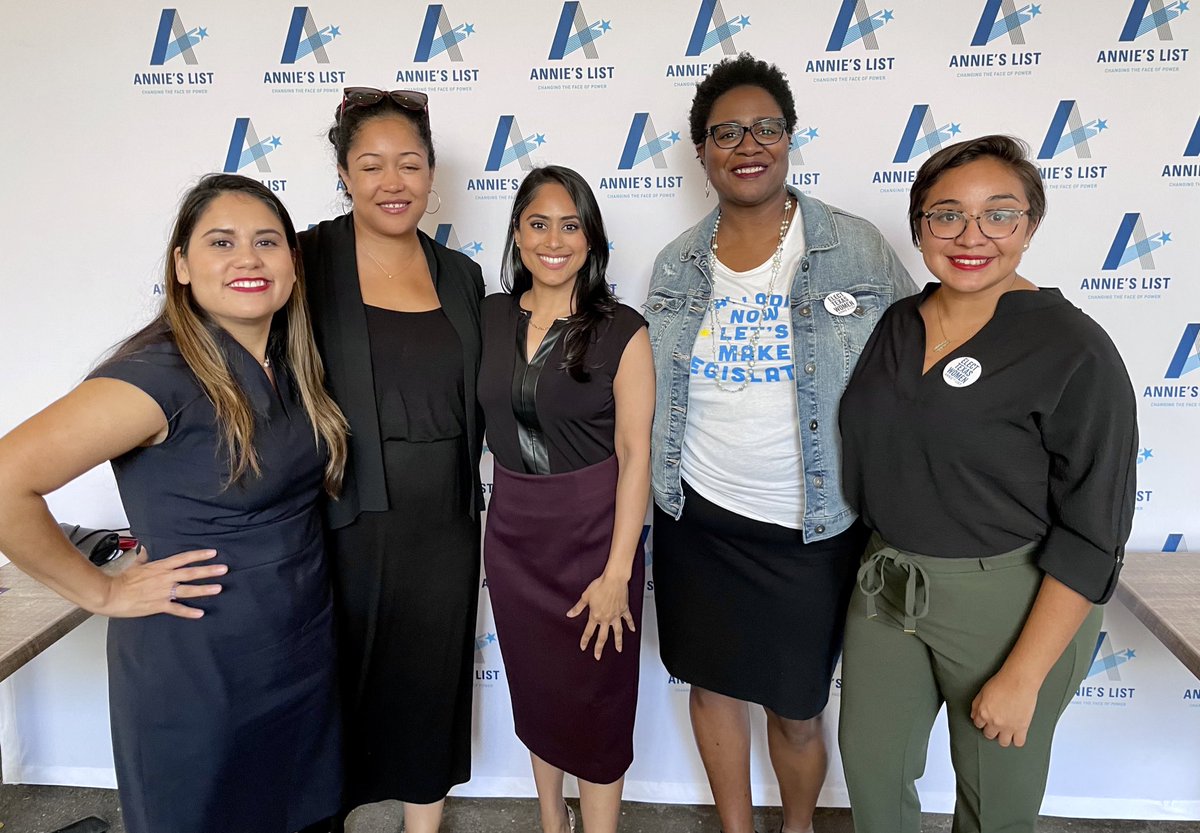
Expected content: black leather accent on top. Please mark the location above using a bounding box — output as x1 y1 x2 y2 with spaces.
512 315 566 475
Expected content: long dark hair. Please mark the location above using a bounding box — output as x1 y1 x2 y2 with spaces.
104 174 349 495
501 165 617 382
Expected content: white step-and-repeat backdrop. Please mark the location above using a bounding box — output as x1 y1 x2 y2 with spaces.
1 0 1197 819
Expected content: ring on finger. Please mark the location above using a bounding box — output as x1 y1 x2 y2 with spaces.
169 582 179 603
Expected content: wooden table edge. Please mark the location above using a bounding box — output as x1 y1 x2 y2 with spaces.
1114 561 1200 681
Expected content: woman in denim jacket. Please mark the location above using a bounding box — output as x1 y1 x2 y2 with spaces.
643 54 916 833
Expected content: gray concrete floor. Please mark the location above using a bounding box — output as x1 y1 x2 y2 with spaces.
2 785 1200 833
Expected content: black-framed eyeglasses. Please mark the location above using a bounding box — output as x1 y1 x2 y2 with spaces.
705 118 788 149
920 208 1031 240
337 87 429 120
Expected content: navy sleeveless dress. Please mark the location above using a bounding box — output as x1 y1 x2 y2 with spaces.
89 332 340 833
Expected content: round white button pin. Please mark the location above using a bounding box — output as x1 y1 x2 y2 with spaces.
943 357 983 388
823 291 858 316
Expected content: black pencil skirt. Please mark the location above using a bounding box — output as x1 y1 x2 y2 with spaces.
653 481 867 719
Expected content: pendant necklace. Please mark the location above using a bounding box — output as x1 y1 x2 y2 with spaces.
362 247 397 279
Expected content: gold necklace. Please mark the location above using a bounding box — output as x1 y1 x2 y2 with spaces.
526 313 568 331
932 291 952 353
362 247 397 279
932 274 1020 353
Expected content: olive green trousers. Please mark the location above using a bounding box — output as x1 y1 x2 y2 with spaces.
838 538 1102 833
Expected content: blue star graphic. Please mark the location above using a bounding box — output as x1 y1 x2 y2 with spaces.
668 131 681 143
1030 5 1042 16
1096 119 1108 132
329 26 341 38
948 123 962 136
464 23 475 35
1161 231 1172 243
197 27 209 39
1124 649 1135 659
469 242 484 254
600 19 612 32
738 15 751 27
608 241 616 250
1179 1 1189 11
269 136 282 148
806 127 819 139
534 134 546 146
1139 448 1153 462
882 9 895 22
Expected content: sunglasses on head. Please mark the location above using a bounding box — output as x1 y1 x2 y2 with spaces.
338 87 429 120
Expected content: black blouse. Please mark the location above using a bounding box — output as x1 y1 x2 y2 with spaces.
839 283 1137 603
478 295 646 475
364 306 465 442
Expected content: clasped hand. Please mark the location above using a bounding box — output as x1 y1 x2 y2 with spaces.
970 668 1039 748
567 572 635 660
95 548 226 619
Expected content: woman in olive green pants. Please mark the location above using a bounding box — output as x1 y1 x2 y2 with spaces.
839 540 1103 831
837 135 1137 833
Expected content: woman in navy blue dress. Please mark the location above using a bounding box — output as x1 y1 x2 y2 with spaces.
0 174 349 833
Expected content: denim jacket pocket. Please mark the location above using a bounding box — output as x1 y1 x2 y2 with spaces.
832 289 885 356
643 290 688 352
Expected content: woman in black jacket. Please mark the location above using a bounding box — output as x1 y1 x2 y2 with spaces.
299 87 484 833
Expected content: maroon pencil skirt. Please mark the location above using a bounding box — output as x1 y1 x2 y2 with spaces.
483 454 644 784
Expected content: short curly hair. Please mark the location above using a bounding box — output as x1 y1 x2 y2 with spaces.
688 53 797 147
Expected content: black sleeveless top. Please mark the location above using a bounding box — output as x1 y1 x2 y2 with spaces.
478 294 646 475
364 305 465 442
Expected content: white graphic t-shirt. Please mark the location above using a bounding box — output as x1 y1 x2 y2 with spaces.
681 213 806 529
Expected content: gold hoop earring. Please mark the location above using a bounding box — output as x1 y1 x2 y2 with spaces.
425 188 442 215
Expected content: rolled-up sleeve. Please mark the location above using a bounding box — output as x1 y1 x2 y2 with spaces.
1037 332 1138 603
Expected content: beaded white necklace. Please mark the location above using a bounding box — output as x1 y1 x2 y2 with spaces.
706 195 795 393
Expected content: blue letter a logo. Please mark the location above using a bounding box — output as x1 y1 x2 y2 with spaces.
1038 100 1107 160
549 2 606 59
893 105 959 163
485 116 543 171
1120 0 1188 41
827 0 891 51
686 0 746 57
1087 631 1134 681
618 114 680 170
223 119 279 173
415 5 472 62
150 9 203 65
1186 115 1200 157
1165 323 1200 379
971 0 1039 46
281 7 337 64
1102 213 1170 270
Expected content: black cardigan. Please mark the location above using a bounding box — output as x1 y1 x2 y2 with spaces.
299 214 486 529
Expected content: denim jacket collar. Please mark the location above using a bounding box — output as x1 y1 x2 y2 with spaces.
677 187 842 265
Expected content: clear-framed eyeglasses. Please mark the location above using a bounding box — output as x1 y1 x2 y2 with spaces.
920 208 1032 240
706 118 789 149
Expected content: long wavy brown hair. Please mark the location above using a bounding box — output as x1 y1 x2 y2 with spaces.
106 174 348 494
